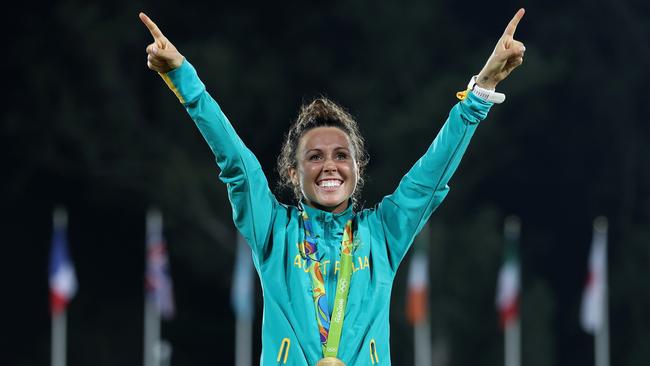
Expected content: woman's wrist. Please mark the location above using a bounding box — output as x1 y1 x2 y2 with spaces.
169 54 185 71
475 74 498 90
467 75 505 104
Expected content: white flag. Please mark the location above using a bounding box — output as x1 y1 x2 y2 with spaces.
580 218 608 333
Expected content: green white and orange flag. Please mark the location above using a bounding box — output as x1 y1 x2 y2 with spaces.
496 217 521 329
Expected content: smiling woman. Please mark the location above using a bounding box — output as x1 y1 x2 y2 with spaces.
139 8 526 365
290 125 358 214
279 98 369 211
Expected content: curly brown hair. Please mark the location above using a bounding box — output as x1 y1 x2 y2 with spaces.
277 97 369 207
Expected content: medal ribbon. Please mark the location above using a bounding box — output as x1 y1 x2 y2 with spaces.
300 210 354 358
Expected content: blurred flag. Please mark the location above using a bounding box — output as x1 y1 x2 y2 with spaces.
406 225 432 366
145 209 175 320
49 208 77 316
406 250 428 325
496 217 520 329
231 235 254 321
232 235 255 366
581 217 608 334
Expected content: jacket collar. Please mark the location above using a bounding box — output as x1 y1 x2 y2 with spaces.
299 201 354 224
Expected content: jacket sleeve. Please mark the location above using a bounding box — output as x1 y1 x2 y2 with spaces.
376 92 493 272
160 59 277 258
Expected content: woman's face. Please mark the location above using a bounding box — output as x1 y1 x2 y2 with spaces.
290 127 358 213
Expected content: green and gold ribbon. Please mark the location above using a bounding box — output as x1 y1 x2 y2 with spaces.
300 211 354 358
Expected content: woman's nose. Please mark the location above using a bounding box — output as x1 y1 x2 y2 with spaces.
323 158 337 172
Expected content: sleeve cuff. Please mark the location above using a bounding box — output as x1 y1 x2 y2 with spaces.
158 59 206 105
461 92 494 123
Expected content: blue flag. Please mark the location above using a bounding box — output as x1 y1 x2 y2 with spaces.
231 235 254 321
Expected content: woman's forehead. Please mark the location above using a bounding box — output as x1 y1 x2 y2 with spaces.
299 127 353 151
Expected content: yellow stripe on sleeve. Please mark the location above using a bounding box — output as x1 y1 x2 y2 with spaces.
158 72 186 104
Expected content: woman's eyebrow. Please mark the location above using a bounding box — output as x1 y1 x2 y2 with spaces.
304 146 350 155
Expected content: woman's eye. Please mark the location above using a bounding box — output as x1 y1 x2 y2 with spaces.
308 154 322 161
336 153 348 160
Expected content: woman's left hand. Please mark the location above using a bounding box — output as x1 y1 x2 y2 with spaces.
476 8 526 89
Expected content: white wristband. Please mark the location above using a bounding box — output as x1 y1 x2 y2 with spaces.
468 75 505 104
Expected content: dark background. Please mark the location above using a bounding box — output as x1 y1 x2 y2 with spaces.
3 0 649 365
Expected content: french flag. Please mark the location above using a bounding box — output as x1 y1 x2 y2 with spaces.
48 208 77 316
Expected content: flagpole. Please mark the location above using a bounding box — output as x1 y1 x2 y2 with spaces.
414 313 432 366
144 297 161 366
594 217 609 366
234 234 253 366
51 207 68 366
416 222 432 366
51 310 66 366
409 222 432 366
235 312 252 366
504 216 521 366
505 317 520 366
144 209 162 366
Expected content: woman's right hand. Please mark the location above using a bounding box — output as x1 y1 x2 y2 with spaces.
139 12 184 73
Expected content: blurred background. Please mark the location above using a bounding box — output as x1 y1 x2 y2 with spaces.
3 0 649 365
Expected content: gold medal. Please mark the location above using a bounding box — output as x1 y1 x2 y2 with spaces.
315 357 346 366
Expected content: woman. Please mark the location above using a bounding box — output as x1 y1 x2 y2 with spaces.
139 9 525 365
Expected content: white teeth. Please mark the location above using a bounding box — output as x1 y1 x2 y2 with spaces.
319 180 341 188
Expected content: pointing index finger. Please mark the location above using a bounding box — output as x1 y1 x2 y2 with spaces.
139 12 165 44
503 8 525 37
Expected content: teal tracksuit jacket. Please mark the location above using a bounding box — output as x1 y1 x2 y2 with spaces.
161 60 493 365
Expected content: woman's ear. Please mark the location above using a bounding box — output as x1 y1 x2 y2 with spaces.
354 162 361 185
289 167 298 186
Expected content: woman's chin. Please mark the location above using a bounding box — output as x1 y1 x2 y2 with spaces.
308 198 349 213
